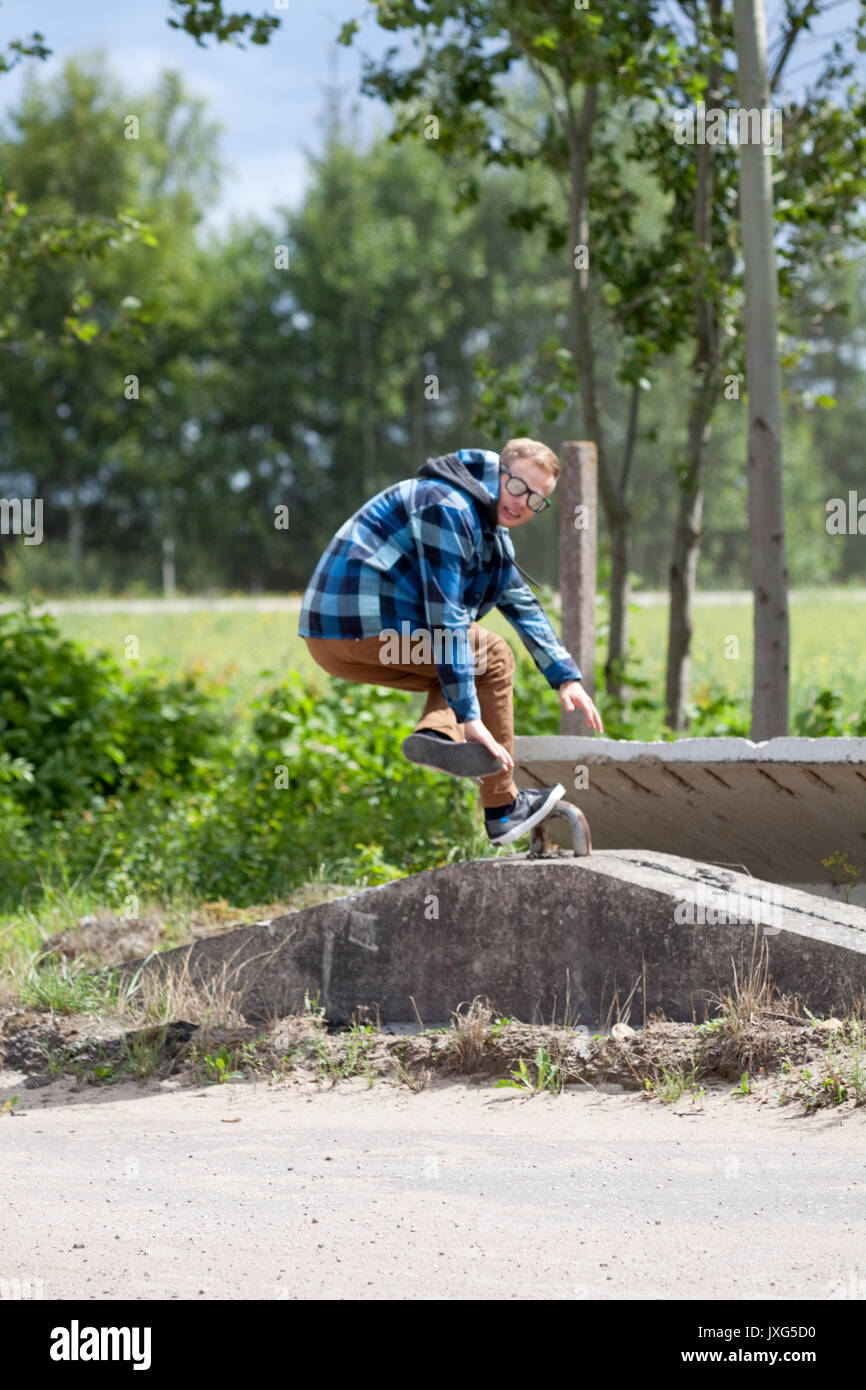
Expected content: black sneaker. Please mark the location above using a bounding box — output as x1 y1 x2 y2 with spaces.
485 783 566 846
401 730 503 778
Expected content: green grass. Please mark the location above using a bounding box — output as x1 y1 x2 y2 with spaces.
620 594 866 726
47 593 866 730
495 1046 566 1095
16 957 126 1016
776 1018 866 1109
50 608 319 718
644 1065 707 1106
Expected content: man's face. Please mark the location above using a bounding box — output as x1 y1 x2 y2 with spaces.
496 458 556 529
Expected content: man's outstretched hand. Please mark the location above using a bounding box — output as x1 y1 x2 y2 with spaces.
558 680 604 733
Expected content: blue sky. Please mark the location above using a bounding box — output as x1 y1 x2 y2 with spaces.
1 1 862 235
0 0 403 232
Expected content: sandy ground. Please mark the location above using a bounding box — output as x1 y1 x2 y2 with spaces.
1 1071 864 1301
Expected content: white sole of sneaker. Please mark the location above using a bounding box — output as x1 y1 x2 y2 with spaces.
487 783 566 846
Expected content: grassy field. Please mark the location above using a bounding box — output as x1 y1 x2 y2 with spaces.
49 593 866 728
612 595 866 721
52 607 316 716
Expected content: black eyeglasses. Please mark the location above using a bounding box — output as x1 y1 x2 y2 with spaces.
500 465 551 513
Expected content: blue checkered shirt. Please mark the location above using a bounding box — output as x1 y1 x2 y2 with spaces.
298 448 581 721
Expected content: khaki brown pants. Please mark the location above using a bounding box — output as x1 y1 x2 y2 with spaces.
303 623 518 808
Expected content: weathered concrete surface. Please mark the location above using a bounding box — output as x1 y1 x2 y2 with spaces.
3 1081 865 1304
127 853 866 1028
515 736 866 904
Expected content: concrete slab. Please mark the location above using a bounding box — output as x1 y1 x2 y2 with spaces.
125 852 866 1029
515 736 866 904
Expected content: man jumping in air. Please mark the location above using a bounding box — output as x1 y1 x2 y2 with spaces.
299 438 603 846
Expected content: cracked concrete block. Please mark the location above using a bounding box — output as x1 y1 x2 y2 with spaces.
123 852 866 1029
516 736 866 903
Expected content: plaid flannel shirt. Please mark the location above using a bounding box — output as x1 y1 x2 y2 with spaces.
298 448 581 722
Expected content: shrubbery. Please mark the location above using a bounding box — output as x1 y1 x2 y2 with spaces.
0 608 223 814
0 610 480 908
1 605 862 915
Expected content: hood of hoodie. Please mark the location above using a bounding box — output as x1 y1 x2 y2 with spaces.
416 450 501 534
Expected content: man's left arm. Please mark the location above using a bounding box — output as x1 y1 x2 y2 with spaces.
497 567 604 732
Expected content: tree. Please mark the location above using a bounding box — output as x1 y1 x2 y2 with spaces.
341 0 688 704
0 57 221 586
657 1 735 732
244 121 568 587
166 0 280 47
0 0 280 349
634 1 866 730
732 0 788 736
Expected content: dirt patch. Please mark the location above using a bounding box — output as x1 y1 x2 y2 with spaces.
0 1012 199 1088
39 914 165 969
2 996 863 1112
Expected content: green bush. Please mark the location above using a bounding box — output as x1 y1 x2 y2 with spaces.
183 676 480 896
794 688 866 737
0 657 482 909
0 606 225 816
0 753 34 898
511 643 671 739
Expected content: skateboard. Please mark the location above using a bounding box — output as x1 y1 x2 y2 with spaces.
528 798 592 859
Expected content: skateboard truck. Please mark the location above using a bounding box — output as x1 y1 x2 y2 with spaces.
529 800 592 859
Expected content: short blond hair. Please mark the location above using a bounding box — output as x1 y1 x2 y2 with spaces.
500 437 560 480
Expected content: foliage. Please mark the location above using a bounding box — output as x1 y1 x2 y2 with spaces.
794 688 866 737
0 607 224 816
0 607 483 910
820 851 862 903
0 181 157 346
167 0 280 47
200 1044 245 1083
643 1061 706 1106
342 0 866 731
777 1018 866 1110
17 958 122 1016
680 687 751 738
2 34 866 597
495 1046 565 1095
0 24 51 76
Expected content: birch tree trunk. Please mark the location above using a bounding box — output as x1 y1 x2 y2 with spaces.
665 0 723 731
732 0 790 738
665 414 708 730
566 84 630 706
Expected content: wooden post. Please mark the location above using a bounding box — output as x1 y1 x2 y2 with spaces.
558 441 597 733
